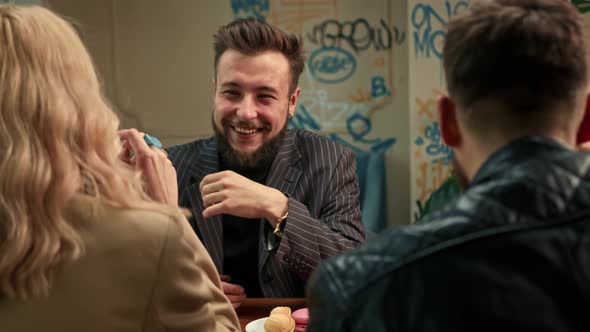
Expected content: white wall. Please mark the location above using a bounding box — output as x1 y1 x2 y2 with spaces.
45 0 231 145
2 0 40 4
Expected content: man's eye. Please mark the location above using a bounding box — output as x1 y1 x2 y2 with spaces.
222 90 239 96
259 94 275 100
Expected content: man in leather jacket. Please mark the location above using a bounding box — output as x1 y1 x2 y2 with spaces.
306 0 590 331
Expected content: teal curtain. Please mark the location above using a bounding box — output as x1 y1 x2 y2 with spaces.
355 150 388 233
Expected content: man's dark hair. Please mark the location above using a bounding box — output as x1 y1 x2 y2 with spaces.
213 18 305 95
443 0 588 135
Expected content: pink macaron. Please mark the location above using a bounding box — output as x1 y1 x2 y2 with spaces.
291 308 309 332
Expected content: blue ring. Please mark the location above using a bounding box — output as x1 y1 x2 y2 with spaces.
143 133 163 149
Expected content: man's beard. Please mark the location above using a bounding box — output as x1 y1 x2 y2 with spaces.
213 116 287 171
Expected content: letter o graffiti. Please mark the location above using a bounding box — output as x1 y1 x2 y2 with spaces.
308 47 357 84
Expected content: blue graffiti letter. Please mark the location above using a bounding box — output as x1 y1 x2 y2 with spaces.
371 76 392 98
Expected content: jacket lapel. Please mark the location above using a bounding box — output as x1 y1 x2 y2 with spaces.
259 131 302 271
186 138 224 273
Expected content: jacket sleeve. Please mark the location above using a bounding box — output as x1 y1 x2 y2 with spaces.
271 148 367 280
143 214 240 332
306 263 346 332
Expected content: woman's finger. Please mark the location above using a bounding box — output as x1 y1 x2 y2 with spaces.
118 129 152 159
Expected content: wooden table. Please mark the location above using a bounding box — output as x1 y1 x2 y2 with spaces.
236 298 306 331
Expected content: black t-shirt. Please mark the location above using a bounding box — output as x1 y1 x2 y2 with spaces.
220 159 270 298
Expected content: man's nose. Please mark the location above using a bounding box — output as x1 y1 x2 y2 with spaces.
235 96 257 121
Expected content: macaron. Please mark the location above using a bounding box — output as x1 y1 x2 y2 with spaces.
265 306 295 332
264 313 295 332
291 308 309 332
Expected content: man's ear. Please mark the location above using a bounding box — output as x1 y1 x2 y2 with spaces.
288 87 301 116
436 95 462 148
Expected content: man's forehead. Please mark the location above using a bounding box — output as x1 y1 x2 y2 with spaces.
215 50 290 90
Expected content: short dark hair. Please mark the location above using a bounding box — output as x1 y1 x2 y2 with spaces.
213 18 305 94
443 0 588 134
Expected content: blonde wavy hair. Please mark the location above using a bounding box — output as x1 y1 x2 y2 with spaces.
0 5 177 300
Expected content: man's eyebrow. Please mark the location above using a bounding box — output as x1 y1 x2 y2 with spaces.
257 86 279 94
220 82 279 94
220 81 240 88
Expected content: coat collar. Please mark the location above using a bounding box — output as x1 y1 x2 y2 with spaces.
470 136 572 189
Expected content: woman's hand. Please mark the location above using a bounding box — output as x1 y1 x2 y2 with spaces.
118 129 178 206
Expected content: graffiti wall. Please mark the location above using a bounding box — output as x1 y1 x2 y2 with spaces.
409 0 468 220
409 0 587 220
232 0 411 227
231 0 590 224
231 0 401 152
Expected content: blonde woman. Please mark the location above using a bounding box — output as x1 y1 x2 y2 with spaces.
0 5 239 332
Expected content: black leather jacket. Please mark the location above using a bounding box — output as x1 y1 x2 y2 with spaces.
307 136 590 332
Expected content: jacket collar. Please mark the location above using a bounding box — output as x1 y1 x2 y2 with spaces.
469 136 572 189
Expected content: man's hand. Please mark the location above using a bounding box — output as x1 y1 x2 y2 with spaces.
220 275 246 309
200 170 288 224
118 129 178 207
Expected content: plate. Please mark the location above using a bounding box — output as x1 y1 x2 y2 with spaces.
245 317 268 332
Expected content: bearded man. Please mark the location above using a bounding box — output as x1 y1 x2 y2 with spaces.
167 18 366 307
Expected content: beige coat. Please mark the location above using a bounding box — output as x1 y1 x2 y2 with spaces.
0 195 239 332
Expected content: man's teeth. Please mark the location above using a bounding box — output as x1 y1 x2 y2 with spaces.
234 127 258 134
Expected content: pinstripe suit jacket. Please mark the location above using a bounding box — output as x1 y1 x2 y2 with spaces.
166 129 366 297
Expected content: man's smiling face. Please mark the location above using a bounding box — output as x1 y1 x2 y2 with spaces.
213 49 298 160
